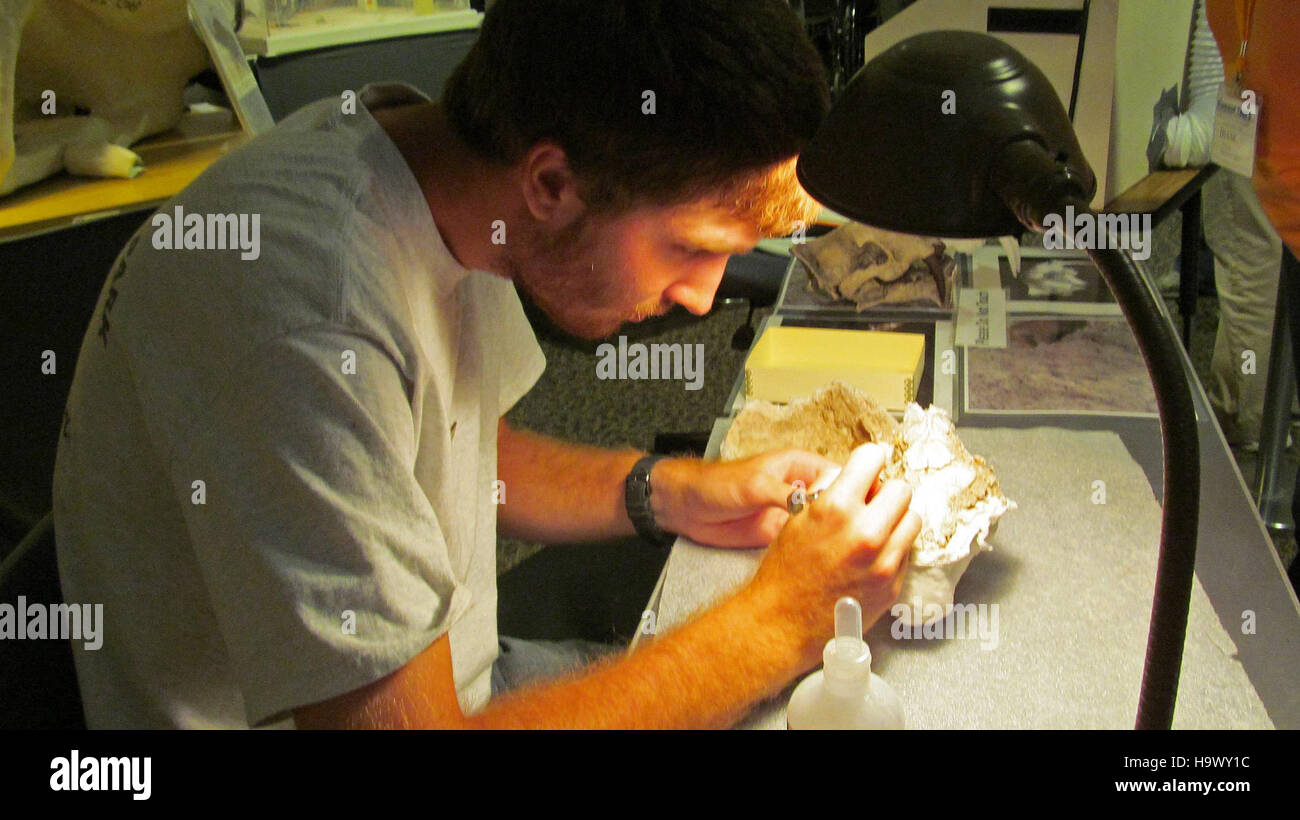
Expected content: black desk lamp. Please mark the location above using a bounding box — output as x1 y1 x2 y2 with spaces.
797 31 1199 730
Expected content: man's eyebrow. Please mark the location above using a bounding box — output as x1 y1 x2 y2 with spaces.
679 234 755 255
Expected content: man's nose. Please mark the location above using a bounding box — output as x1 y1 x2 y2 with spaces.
666 257 729 316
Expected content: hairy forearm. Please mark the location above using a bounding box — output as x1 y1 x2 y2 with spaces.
496 419 648 543
466 582 809 729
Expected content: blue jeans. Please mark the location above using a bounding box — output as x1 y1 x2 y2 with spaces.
489 636 621 698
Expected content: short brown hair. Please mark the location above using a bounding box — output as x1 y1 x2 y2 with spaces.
442 0 830 233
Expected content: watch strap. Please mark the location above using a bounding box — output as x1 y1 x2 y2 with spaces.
624 454 676 547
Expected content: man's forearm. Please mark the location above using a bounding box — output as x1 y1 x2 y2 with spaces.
295 441 914 731
496 418 659 543
466 581 809 729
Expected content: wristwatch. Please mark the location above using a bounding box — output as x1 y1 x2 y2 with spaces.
624 454 677 547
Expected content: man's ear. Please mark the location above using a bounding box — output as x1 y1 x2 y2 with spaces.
518 141 586 227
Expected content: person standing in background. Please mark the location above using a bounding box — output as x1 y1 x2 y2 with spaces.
1207 0 1300 587
1160 0 1290 453
1203 163 1284 452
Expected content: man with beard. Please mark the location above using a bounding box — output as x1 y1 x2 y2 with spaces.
54 0 920 729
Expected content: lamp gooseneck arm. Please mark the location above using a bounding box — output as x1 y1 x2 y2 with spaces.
991 139 1201 730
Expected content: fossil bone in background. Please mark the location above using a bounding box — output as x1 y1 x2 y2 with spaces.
793 222 952 309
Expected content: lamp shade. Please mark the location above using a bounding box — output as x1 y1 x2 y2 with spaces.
796 30 1097 237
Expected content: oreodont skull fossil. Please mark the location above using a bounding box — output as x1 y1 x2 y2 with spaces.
721 382 1016 626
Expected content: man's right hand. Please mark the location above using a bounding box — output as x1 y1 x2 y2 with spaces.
747 442 920 669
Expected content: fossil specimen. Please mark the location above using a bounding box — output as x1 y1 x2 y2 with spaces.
792 222 954 309
721 381 1015 625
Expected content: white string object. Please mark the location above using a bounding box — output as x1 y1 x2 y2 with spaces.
1162 0 1223 168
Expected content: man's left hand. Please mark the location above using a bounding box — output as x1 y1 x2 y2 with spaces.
649 449 842 548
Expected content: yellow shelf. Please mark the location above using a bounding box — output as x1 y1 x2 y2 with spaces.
0 108 249 243
239 7 482 58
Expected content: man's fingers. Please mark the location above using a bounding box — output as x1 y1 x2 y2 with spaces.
694 506 789 548
771 448 841 486
747 449 840 509
750 469 801 509
808 466 842 495
866 474 883 501
872 509 922 575
855 480 914 550
824 442 887 508
756 506 791 542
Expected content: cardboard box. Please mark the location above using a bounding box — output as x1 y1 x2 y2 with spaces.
744 326 926 411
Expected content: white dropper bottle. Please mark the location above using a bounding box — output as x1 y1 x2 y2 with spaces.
786 596 905 730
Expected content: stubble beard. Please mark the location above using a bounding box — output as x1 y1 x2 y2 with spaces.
627 296 672 323
506 215 651 340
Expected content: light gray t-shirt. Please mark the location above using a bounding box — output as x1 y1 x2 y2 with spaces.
53 83 545 728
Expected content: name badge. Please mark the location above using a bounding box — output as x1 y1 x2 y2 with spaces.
1210 80 1260 178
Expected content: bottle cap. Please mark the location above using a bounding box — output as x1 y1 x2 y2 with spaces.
823 597 872 691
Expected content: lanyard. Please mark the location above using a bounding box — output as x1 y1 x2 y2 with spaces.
1231 0 1258 81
